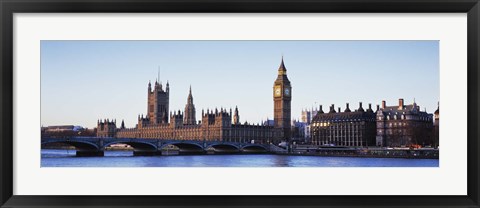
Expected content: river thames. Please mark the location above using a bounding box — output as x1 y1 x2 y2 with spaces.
41 149 439 167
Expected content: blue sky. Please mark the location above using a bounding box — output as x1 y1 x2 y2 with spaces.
41 40 439 128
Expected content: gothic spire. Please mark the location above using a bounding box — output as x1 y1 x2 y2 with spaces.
187 85 193 104
278 56 287 75
233 105 240 124
184 85 196 125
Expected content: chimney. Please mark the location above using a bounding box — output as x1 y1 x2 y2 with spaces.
376 104 380 111
366 103 373 112
382 100 386 109
398 98 404 110
358 102 364 112
345 103 351 112
338 107 341 112
329 104 336 113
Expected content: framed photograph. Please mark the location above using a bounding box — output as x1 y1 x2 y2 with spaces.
1 0 479 207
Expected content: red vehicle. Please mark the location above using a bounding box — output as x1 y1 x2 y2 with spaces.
409 144 422 149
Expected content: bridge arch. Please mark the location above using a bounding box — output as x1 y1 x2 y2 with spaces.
41 140 99 151
207 144 240 153
104 141 157 151
241 144 268 153
161 142 204 154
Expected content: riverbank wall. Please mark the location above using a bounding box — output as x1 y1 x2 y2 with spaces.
279 148 439 159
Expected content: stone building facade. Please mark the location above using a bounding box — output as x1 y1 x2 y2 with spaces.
97 58 292 144
310 99 437 148
310 102 377 147
111 108 279 144
376 99 434 147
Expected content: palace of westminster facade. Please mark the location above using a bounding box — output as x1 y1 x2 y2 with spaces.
97 58 292 145
97 57 438 147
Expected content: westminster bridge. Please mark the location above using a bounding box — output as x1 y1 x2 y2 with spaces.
41 137 276 156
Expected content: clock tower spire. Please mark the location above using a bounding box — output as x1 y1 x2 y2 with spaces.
273 56 292 141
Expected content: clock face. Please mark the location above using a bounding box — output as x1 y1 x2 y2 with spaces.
275 87 281 96
285 88 290 96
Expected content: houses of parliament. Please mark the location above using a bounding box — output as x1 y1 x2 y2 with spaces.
96 58 292 144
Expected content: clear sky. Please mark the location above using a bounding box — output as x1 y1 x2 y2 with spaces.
41 40 439 129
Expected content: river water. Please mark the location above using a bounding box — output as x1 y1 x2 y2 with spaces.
41 149 439 167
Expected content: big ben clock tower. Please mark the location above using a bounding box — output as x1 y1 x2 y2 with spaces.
273 57 292 140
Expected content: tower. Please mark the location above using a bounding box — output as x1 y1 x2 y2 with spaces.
147 77 169 124
120 119 125 129
97 119 117 137
301 109 311 124
215 108 232 128
273 56 292 140
170 110 184 128
233 106 240 124
184 85 196 125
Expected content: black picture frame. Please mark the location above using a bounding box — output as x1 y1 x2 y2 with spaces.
1 0 479 207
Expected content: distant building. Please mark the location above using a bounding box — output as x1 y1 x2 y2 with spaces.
44 125 82 132
302 108 319 124
376 99 434 147
291 119 307 142
301 108 319 124
303 106 324 142
311 102 376 147
301 110 311 124
42 125 94 137
263 119 275 126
